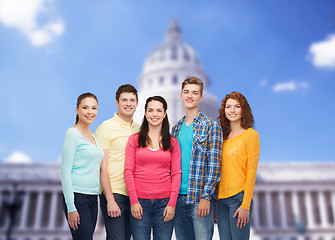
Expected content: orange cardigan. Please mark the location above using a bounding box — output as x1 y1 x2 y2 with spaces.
216 128 260 210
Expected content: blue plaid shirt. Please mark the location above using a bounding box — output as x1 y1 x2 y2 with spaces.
172 112 223 204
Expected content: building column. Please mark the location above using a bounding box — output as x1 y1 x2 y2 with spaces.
304 191 315 229
252 192 260 228
279 191 288 229
318 191 329 228
265 191 274 229
33 191 45 229
332 192 335 227
19 192 30 230
48 191 58 229
291 191 300 224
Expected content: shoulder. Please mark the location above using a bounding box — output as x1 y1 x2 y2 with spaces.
129 133 140 141
170 136 179 145
65 127 78 137
133 122 141 131
199 113 220 129
246 128 259 138
99 117 115 128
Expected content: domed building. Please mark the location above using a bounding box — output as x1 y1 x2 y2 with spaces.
134 19 219 125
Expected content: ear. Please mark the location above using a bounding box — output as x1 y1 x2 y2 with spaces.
199 95 203 102
75 107 78 115
115 99 119 107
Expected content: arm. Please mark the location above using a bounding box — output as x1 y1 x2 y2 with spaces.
164 138 182 222
241 130 260 210
124 134 142 219
60 129 80 229
167 138 181 208
201 123 223 200
197 123 223 217
100 149 121 217
95 124 121 217
60 130 77 213
234 130 260 228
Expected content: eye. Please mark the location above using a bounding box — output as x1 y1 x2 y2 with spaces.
236 105 241 108
93 107 97 110
83 106 87 109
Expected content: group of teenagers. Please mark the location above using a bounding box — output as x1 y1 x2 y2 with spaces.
60 77 260 240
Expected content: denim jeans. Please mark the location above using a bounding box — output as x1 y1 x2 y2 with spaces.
100 193 131 240
130 198 174 240
62 193 98 240
174 195 214 240
216 191 253 240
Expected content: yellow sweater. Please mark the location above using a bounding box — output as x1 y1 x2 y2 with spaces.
217 128 260 210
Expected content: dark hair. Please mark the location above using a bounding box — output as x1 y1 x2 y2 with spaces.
75 92 98 124
138 96 172 151
115 84 138 102
182 77 203 96
218 91 254 140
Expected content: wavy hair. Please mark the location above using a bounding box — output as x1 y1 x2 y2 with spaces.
218 92 254 140
75 92 98 124
138 96 172 151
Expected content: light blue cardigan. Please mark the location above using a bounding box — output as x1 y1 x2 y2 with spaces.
61 127 104 212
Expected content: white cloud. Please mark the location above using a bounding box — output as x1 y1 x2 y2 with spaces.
0 0 64 47
273 81 309 93
309 34 335 69
259 79 267 87
4 151 32 164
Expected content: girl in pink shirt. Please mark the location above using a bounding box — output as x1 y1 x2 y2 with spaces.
125 96 181 240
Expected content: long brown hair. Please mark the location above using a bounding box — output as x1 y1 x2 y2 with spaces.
218 92 254 140
75 92 98 124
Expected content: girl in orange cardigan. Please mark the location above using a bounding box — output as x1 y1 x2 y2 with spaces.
216 92 260 240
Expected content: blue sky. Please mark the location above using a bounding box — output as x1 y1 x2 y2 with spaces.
0 0 334 163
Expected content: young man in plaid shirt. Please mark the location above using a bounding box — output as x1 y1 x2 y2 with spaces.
172 77 223 240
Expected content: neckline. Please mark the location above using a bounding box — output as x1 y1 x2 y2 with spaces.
226 128 250 141
147 147 161 152
183 119 193 127
72 127 97 146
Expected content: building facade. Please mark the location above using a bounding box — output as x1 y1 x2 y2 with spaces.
1 162 335 240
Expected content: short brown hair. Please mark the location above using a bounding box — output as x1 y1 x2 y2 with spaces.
181 77 203 96
116 84 138 102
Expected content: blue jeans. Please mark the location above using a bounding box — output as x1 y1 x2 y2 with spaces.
62 193 98 240
174 195 214 240
100 193 131 240
216 191 253 240
130 198 174 240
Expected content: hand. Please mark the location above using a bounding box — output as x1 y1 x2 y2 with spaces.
131 203 143 220
68 211 80 230
233 207 249 229
107 200 121 218
163 206 175 222
196 199 210 218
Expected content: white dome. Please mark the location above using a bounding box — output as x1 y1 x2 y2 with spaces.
139 19 210 89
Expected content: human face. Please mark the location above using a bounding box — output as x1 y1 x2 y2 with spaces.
116 92 138 119
76 97 98 125
225 98 242 123
145 100 166 128
180 84 203 110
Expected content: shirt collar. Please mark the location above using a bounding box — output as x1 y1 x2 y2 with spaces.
113 112 135 127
